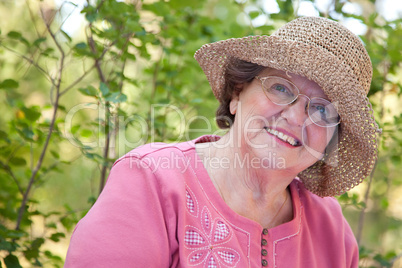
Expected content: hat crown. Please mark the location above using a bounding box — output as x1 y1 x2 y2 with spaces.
272 17 372 94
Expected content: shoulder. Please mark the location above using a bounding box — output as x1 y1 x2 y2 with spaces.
114 140 195 167
111 135 219 176
294 179 344 219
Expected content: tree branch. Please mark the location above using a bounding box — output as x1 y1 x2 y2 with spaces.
59 65 96 96
356 160 377 244
15 11 65 231
86 20 111 194
0 161 24 195
0 45 54 83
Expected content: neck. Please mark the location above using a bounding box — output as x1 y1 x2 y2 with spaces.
195 134 295 228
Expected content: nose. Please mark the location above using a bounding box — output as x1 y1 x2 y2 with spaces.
281 94 310 127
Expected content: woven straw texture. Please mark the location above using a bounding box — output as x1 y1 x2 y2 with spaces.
194 16 380 197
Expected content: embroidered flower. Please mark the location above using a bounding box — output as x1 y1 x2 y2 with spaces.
186 187 199 217
184 206 240 268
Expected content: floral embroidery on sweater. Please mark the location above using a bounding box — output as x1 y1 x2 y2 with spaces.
186 186 199 217
184 206 240 268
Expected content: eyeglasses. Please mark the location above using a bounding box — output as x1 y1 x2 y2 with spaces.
255 76 340 128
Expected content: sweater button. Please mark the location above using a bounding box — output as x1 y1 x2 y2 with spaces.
261 239 267 246
262 259 268 266
261 249 267 256
263 228 268 235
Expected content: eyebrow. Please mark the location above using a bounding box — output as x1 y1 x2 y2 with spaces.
258 75 331 101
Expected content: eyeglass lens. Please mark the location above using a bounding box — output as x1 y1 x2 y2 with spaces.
260 76 340 127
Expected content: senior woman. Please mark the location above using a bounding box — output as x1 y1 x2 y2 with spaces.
65 17 380 267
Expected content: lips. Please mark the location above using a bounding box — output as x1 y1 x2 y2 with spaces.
264 127 301 147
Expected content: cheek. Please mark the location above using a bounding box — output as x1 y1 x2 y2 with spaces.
310 127 334 151
301 125 332 161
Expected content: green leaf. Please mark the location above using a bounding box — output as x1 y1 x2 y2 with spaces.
42 47 54 55
58 105 67 112
105 92 127 103
88 196 97 204
7 31 22 39
44 250 63 262
248 11 260 20
21 106 41 122
126 18 143 33
32 238 45 249
75 42 87 50
46 222 57 229
84 6 98 23
33 37 46 47
0 240 15 251
17 127 34 141
71 125 80 134
0 79 19 90
78 85 98 97
380 198 389 209
9 157 26 166
7 31 29 46
50 150 60 159
80 129 93 138
0 130 8 140
24 248 39 260
60 29 72 42
4 253 22 268
49 232 66 242
74 42 92 57
391 155 401 166
99 82 110 96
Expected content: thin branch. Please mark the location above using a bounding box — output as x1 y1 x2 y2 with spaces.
0 45 54 83
356 160 377 244
0 161 24 195
356 27 389 245
56 1 78 35
99 114 111 194
60 33 112 96
86 18 112 194
15 11 65 231
15 87 61 230
23 0 54 80
41 9 65 60
88 37 106 82
25 0 41 38
59 65 96 96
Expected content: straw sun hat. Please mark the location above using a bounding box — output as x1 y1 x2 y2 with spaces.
194 16 381 197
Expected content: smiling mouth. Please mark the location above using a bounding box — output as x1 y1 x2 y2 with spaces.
264 127 301 147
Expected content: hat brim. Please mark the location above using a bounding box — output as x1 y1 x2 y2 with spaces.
195 35 379 197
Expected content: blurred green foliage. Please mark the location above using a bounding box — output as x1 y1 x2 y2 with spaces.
0 0 401 267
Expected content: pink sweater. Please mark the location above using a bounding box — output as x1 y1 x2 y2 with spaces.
65 135 359 268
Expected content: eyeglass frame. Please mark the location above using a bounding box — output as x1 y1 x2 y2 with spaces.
255 75 341 128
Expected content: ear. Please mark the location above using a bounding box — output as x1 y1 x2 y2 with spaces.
229 96 239 115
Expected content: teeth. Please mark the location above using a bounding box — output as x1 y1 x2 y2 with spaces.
266 127 298 146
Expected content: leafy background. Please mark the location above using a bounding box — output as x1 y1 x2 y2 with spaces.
0 0 401 267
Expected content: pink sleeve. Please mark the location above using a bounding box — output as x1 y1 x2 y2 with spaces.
64 157 171 267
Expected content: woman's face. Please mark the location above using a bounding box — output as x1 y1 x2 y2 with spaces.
229 68 337 174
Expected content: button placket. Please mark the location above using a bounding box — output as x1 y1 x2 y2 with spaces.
261 228 269 267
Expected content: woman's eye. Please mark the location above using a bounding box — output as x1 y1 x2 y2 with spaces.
273 84 288 93
316 105 326 114
313 105 330 121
